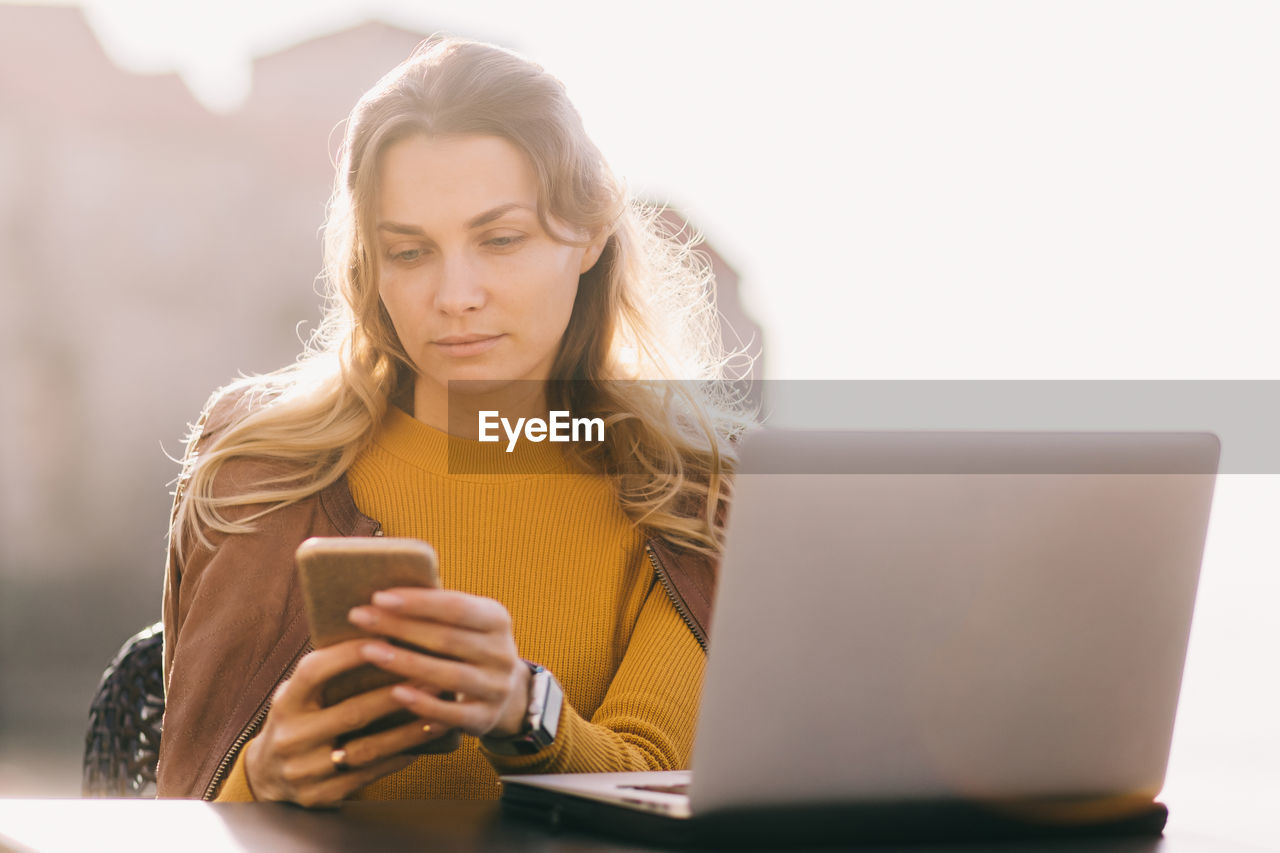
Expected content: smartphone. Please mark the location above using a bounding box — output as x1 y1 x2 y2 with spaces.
295 536 461 755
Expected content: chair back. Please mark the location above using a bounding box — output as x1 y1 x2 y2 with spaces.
82 622 165 797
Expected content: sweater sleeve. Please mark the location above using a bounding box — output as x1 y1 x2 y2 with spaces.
482 576 705 774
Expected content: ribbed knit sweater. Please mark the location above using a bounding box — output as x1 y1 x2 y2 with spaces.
214 405 705 801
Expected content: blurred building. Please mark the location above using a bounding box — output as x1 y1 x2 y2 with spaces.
0 5 760 792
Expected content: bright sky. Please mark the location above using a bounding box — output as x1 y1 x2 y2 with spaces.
12 1 1280 844
35 0 1280 382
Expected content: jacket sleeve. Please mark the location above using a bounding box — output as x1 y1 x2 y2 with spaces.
157 386 316 798
161 383 258 690
481 574 706 774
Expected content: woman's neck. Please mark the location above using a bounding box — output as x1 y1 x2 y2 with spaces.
412 379 549 440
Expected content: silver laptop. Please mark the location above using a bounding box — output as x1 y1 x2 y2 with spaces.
501 429 1219 842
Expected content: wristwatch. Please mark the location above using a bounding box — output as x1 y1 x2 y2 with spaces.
480 660 564 756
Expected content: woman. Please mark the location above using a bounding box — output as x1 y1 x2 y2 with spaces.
157 36 747 805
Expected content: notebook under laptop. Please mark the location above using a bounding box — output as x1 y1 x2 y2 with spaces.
501 429 1220 846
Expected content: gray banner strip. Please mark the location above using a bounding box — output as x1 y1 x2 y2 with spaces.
759 380 1278 474
439 380 1278 474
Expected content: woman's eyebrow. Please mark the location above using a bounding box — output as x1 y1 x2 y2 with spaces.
377 203 533 236
466 202 532 229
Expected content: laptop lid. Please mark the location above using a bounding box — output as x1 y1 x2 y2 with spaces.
689 430 1218 815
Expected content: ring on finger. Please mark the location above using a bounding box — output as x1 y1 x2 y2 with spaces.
330 747 350 774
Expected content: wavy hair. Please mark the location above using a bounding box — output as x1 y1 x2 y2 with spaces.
172 36 753 564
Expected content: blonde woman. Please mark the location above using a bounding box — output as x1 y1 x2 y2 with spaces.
157 37 746 805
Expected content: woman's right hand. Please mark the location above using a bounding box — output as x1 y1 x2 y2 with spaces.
243 639 449 807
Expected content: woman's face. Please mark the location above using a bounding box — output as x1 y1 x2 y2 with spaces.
374 133 604 418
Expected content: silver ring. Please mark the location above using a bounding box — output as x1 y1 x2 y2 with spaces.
330 747 350 774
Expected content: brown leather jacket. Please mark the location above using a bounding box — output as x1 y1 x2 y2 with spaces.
157 392 719 799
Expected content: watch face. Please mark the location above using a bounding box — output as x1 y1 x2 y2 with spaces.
527 669 551 728
541 675 563 740
479 668 563 756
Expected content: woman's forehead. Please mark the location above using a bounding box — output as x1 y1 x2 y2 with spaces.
375 133 539 223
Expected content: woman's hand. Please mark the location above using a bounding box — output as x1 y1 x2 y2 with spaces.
349 588 533 740
244 639 451 807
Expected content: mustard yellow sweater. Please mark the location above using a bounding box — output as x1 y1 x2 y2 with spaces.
215 405 705 800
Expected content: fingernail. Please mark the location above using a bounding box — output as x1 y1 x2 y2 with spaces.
372 591 404 608
392 685 422 703
361 643 394 663
349 607 376 626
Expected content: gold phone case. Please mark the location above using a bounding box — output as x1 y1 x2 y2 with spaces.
295 536 461 755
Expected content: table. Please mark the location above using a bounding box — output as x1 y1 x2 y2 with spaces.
0 799 1272 853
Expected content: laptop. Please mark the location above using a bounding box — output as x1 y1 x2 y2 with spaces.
500 429 1220 846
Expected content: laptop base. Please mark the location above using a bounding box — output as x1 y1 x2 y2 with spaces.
501 784 1169 848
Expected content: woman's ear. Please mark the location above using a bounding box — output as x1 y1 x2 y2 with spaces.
579 230 609 275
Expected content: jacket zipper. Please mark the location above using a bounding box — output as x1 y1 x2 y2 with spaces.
646 543 707 652
201 644 311 800
201 527 376 799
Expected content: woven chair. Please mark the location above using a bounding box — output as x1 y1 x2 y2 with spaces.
82 622 165 797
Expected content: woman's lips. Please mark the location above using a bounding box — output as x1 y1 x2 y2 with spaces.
431 334 505 357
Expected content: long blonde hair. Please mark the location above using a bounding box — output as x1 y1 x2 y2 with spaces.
173 36 752 563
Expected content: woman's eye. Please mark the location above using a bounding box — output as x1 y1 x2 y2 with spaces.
486 234 525 249
390 248 422 263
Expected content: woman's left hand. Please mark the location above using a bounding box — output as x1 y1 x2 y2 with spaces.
348 588 533 739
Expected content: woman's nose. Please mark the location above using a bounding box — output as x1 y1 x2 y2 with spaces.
433 253 486 315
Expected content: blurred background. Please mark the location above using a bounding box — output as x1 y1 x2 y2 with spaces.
0 1 1276 848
